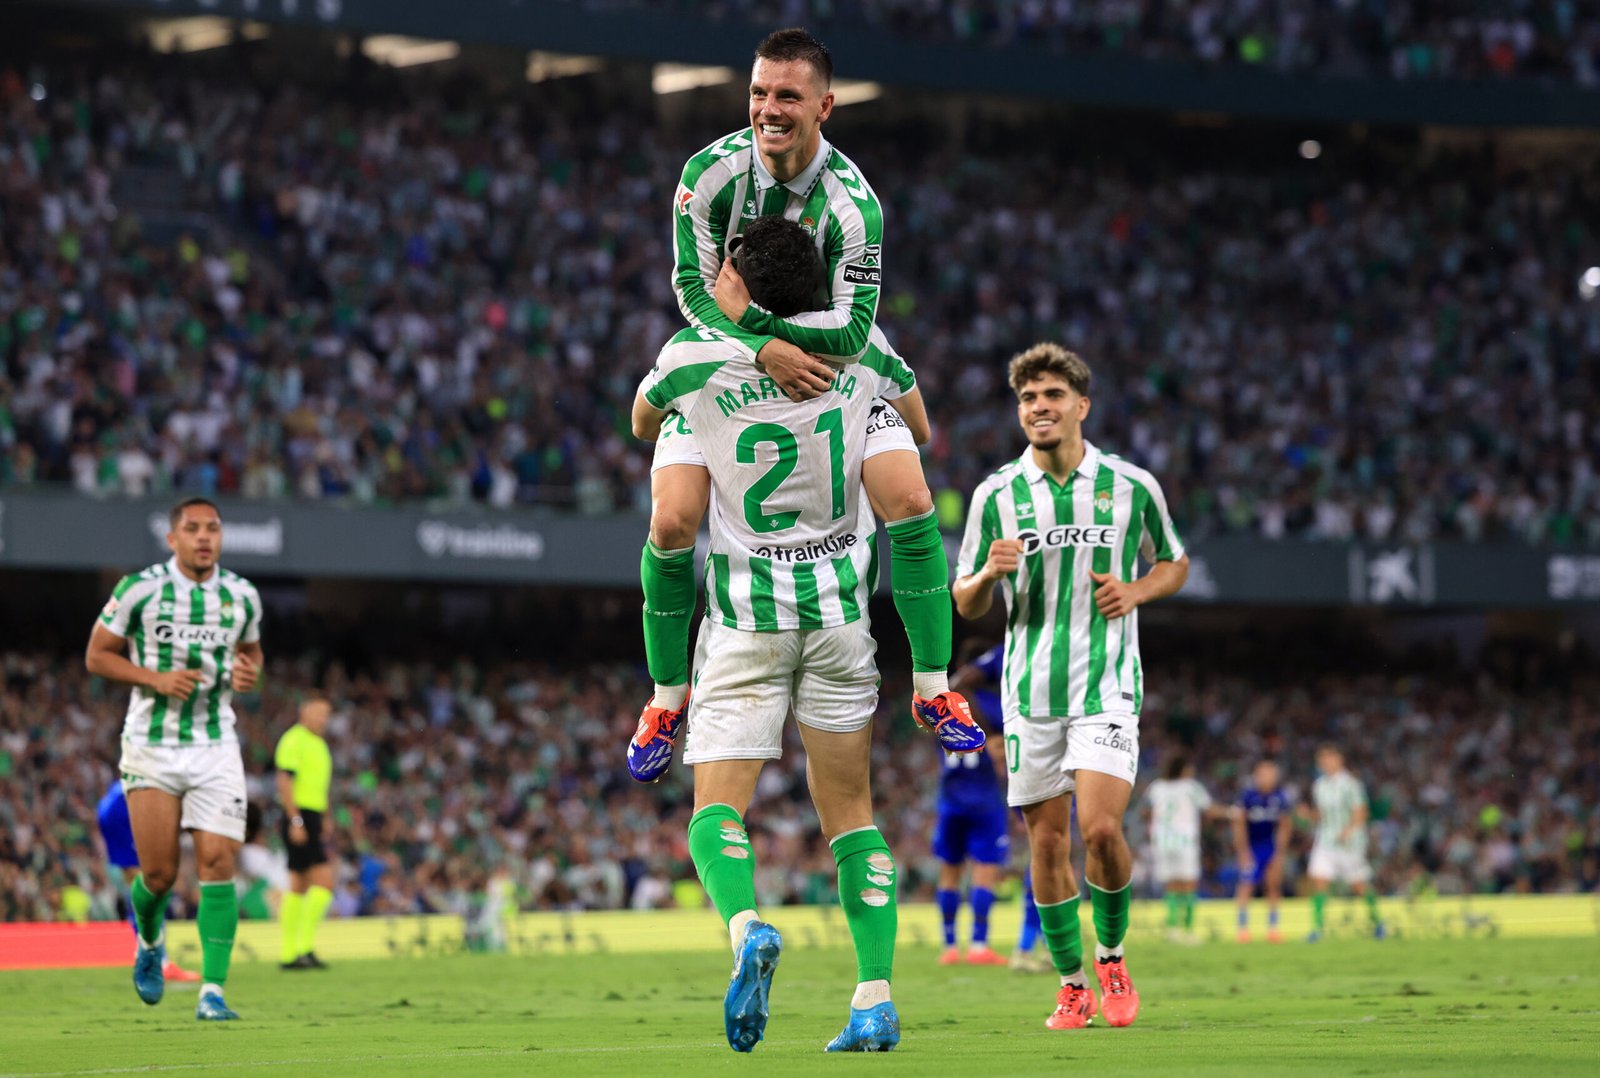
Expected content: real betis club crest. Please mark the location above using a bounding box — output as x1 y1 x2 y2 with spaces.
1095 491 1113 516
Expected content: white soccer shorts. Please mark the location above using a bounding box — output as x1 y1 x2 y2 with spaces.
650 399 916 473
1152 845 1202 884
1004 710 1140 808
118 739 249 842
681 616 879 763
1307 843 1372 885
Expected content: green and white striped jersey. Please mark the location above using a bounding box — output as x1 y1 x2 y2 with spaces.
1312 770 1368 853
642 325 914 631
98 558 262 747
673 129 883 365
1147 777 1212 852
956 442 1185 720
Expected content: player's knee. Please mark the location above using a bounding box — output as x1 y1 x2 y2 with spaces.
884 485 933 524
197 849 237 881
141 865 177 894
1080 817 1124 857
649 504 698 550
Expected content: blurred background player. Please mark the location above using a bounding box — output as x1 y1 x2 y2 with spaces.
1303 745 1386 942
94 779 200 983
1144 756 1227 944
933 641 1012 966
275 696 335 970
947 642 1049 972
1233 760 1294 942
85 497 263 1021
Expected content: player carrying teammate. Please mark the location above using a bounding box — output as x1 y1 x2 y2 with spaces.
953 345 1189 1030
630 29 978 783
1144 755 1227 943
1303 745 1386 941
632 217 928 1053
1233 759 1293 942
85 497 263 1020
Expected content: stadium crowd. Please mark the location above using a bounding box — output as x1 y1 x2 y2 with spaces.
2 49 1599 544
573 0 1600 85
3 639 1596 924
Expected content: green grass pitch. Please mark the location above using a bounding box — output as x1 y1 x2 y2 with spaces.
3 937 1595 1077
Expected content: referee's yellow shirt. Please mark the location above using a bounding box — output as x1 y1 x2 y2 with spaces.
274 724 332 812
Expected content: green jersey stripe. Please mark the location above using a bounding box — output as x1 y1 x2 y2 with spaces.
792 563 823 628
859 346 915 395
866 530 881 594
176 585 206 743
833 556 861 621
1113 492 1146 706
148 581 176 743
1011 474 1045 715
1082 464 1117 715
749 557 777 630
645 359 730 409
1048 481 1075 714
209 584 235 741
708 554 736 628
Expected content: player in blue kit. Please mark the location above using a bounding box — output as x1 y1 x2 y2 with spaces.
1232 761 1294 943
96 781 200 982
941 644 1047 970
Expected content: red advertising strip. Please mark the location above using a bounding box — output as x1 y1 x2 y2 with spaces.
0 923 131 970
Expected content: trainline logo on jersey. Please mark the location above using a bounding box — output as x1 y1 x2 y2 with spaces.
750 531 858 563
145 513 284 557
416 521 545 561
151 623 234 646
1014 524 1121 554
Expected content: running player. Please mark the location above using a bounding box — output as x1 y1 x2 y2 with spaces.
95 779 200 982
632 29 970 781
1233 759 1293 942
952 344 1189 1031
1303 745 1386 941
933 642 1011 967
632 217 930 1053
85 497 263 1021
1145 755 1227 944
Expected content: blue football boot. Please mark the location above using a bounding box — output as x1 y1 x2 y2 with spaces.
132 935 165 1005
912 691 985 753
724 920 782 1052
627 692 689 783
195 988 239 1021
825 1001 901 1052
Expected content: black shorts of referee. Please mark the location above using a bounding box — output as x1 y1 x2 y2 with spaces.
282 809 328 872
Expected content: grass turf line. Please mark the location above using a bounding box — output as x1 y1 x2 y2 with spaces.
1 936 1595 1077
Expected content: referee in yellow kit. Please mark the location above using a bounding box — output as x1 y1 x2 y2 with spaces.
275 696 334 970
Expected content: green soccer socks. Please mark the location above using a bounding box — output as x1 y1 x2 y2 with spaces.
641 541 696 695
197 880 238 987
688 804 759 930
1089 880 1131 955
1037 896 1084 979
885 512 952 695
831 827 898 984
130 873 167 946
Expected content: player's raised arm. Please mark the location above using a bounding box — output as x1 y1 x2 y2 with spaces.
672 152 772 354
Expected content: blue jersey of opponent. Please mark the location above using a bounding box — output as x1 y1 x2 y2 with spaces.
1239 786 1292 850
941 645 1005 808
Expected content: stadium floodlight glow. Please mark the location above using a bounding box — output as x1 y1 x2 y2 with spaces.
362 35 461 69
652 64 736 95
831 80 882 107
526 52 605 83
1299 139 1322 160
29 83 45 102
146 17 268 54
1580 267 1600 301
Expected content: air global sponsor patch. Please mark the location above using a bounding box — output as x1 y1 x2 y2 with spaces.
1015 524 1121 553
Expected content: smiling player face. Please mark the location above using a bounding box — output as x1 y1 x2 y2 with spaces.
749 58 833 180
167 503 222 580
1015 374 1090 453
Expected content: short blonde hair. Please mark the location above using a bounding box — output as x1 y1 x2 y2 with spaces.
1008 343 1091 397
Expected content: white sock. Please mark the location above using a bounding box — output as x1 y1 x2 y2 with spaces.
139 931 164 951
912 671 949 699
1059 968 1087 988
728 909 759 953
200 982 223 998
851 979 891 1009
1095 943 1123 963
651 683 688 711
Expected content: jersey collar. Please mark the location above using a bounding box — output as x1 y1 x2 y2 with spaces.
166 556 221 592
750 134 831 198
1021 439 1101 486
